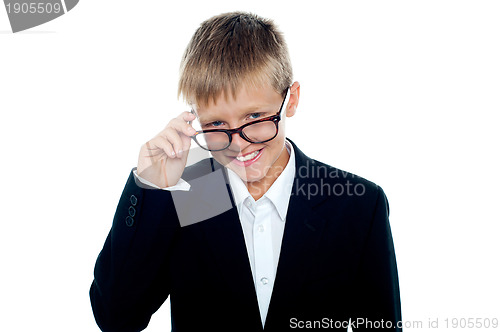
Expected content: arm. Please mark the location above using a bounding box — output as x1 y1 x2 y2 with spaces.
90 168 180 332
351 186 402 331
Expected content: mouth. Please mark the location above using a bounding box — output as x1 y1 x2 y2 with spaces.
229 148 263 167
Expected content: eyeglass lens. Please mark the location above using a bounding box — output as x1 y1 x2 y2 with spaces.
195 121 277 151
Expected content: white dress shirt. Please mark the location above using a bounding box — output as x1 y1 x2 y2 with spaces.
133 140 296 327
226 141 295 327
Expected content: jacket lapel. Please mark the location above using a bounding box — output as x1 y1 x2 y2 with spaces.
197 161 264 330
265 140 329 329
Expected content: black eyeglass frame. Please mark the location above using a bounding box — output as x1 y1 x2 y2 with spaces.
190 88 290 151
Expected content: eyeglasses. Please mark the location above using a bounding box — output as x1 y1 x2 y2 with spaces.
190 88 290 151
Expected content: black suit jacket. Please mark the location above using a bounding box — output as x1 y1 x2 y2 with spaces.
90 139 402 331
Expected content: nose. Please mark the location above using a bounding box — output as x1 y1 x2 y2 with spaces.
227 132 250 153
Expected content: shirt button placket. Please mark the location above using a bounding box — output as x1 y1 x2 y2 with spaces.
253 200 274 326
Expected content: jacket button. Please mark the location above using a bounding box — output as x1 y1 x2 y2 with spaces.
125 216 135 227
130 195 138 206
128 206 136 217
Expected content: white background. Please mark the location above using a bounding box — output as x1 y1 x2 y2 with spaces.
1 1 499 331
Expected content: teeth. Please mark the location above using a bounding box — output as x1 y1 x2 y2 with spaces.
236 150 260 162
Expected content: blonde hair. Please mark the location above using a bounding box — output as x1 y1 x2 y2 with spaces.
178 12 293 107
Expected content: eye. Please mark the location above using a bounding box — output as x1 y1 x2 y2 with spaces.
248 113 264 120
203 120 224 128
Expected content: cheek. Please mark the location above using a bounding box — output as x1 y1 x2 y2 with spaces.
267 132 286 151
274 125 286 143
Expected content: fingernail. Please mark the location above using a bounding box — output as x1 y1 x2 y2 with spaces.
171 151 176 157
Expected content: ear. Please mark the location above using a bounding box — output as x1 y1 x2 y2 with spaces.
286 81 300 117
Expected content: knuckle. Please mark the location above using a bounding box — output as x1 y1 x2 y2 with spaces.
167 118 178 127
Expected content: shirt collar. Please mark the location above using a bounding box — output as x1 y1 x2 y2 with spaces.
227 140 296 222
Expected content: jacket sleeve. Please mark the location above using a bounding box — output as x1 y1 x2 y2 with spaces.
351 186 402 331
90 168 181 332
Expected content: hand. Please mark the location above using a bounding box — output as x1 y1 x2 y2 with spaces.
137 111 196 188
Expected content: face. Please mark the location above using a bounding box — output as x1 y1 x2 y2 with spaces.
194 83 299 191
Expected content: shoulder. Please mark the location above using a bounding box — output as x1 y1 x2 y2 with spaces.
309 158 389 215
303 158 380 196
287 138 388 211
289 139 381 200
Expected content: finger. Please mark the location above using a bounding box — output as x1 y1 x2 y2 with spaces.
180 111 196 122
173 112 195 153
180 131 192 152
147 136 176 160
169 117 197 137
144 143 170 163
145 141 161 159
161 127 185 157
144 149 165 159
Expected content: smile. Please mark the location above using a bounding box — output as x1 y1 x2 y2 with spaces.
236 150 260 162
230 149 263 166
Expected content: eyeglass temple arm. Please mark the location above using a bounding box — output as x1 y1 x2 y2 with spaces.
279 88 291 117
188 109 197 125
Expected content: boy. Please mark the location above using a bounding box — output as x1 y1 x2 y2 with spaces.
90 12 402 332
